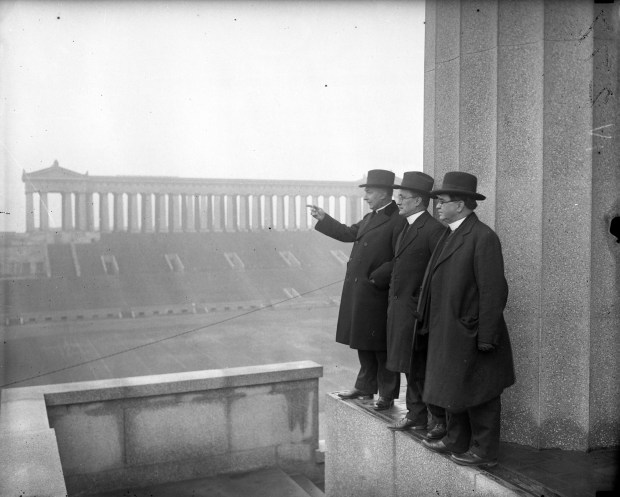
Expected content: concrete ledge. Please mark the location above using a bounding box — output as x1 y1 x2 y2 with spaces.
0 361 323 497
325 393 552 497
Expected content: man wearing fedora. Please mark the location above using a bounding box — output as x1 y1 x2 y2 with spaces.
418 171 515 467
309 169 406 410
384 172 447 437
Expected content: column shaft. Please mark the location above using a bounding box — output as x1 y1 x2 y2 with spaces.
212 195 222 231
225 195 235 232
183 194 196 232
25 193 34 231
250 195 260 231
86 193 94 231
39 192 49 231
127 194 139 233
287 195 296 230
99 193 110 232
142 193 154 233
62 192 73 231
113 193 124 232
169 194 182 232
275 195 285 230
238 195 249 231
75 193 87 231
155 194 167 232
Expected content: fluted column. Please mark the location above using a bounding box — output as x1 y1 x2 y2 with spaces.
25 192 34 231
75 192 87 231
183 194 196 232
275 195 285 231
113 193 124 231
128 193 139 233
39 192 49 231
250 195 260 231
212 195 222 231
142 193 154 233
287 195 296 230
238 195 249 231
333 195 341 223
99 193 110 232
62 192 73 231
197 194 210 232
263 195 273 230
299 195 309 230
224 195 235 232
85 193 94 231
169 194 182 232
155 194 167 232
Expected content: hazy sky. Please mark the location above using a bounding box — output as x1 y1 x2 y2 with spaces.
1 0 425 232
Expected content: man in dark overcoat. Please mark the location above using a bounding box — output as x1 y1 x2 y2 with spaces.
309 169 406 410
418 171 515 467
383 172 447 436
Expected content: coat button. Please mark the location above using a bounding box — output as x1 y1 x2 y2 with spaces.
363 242 368 246
354 277 358 282
394 295 398 300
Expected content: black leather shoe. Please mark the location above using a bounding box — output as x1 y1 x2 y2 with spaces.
421 439 464 455
373 397 394 411
425 422 447 440
337 389 373 400
387 417 426 431
451 450 497 468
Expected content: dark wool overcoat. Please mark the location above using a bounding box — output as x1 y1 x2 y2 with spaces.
315 201 406 350
386 211 446 373
417 213 515 410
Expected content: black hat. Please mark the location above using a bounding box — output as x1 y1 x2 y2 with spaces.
394 171 436 198
430 171 486 200
358 169 396 188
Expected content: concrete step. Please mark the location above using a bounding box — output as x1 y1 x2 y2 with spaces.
289 473 325 497
90 467 317 497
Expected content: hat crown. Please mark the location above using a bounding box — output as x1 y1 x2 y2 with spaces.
440 172 478 193
359 169 396 188
398 171 434 193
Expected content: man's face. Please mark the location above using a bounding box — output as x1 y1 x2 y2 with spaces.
435 194 462 223
363 187 388 211
396 191 420 217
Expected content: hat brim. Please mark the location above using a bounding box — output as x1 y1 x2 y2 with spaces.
393 185 437 199
358 183 394 188
430 188 486 201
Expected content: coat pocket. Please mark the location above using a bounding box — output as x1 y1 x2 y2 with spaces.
459 315 479 330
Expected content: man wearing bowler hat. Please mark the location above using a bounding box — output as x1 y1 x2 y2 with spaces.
418 171 515 467
309 169 406 410
385 171 448 436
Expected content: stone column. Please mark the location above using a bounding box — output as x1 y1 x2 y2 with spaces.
62 192 73 231
212 195 222 231
333 195 341 223
197 194 210 232
39 192 49 231
75 192 87 231
168 194 182 232
155 194 167 233
99 193 110 232
287 195 296 230
142 193 154 233
425 0 620 451
127 193 139 233
224 194 235 232
263 195 273 230
275 195 285 230
183 194 196 232
299 195 309 230
250 195 261 231
238 195 249 231
25 192 34 232
113 193 124 232
85 193 94 231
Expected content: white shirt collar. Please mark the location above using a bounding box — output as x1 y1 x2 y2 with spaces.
375 202 390 213
448 217 466 232
407 210 425 225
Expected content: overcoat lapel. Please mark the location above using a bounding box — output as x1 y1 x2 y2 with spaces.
395 211 429 256
357 201 397 239
431 213 478 271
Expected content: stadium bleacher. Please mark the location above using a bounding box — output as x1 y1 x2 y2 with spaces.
1 231 350 323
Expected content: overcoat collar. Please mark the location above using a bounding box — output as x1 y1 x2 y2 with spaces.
357 201 398 239
432 212 478 270
395 210 431 255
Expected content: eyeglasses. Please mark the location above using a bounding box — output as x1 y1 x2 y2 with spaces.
435 199 461 206
397 194 416 201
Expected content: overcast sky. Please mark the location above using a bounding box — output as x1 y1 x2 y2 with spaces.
1 0 425 232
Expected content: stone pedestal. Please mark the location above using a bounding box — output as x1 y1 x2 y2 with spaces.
424 0 620 450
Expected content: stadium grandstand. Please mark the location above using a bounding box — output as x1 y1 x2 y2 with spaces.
1 162 374 325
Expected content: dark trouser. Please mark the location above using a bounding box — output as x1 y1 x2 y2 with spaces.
404 373 445 426
354 350 400 400
442 395 502 459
